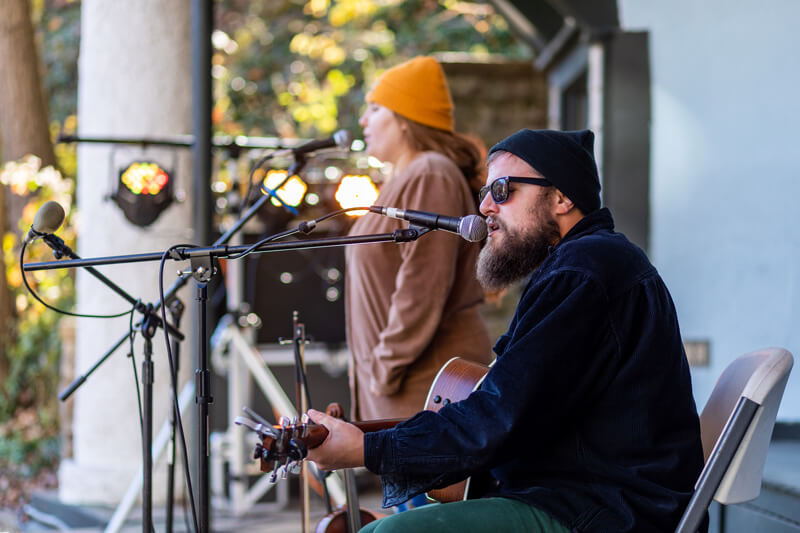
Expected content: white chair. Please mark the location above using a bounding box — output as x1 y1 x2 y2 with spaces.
676 347 794 533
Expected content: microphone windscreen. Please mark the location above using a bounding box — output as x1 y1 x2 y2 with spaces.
33 200 66 234
459 215 488 242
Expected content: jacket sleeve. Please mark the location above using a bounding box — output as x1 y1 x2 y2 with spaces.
369 169 472 395
364 269 620 506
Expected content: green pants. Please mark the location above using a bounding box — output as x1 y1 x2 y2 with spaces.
360 498 570 533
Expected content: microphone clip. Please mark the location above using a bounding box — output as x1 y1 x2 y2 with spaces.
408 224 432 238
42 233 68 260
286 152 307 177
392 227 425 242
189 254 218 283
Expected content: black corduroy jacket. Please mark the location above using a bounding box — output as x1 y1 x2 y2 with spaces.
364 208 705 532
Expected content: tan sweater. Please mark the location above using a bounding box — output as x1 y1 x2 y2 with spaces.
345 152 493 421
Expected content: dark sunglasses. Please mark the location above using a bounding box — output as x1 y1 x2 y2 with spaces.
478 176 551 204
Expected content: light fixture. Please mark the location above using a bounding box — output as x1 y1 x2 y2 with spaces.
262 169 307 207
334 174 379 215
112 161 173 227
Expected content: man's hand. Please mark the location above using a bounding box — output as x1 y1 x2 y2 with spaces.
305 409 366 471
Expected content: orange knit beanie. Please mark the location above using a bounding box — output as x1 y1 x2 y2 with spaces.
366 56 455 132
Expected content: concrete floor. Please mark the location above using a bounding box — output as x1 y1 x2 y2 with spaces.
11 471 384 533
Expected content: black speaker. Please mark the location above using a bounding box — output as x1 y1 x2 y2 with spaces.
244 239 346 347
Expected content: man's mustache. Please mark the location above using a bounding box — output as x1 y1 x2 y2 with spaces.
486 216 504 232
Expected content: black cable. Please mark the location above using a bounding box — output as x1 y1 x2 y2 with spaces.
19 240 133 319
239 151 277 214
224 227 301 261
158 244 200 533
226 206 371 262
312 206 373 224
181 453 192 533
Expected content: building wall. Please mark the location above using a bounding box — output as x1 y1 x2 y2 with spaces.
618 0 800 419
441 57 548 147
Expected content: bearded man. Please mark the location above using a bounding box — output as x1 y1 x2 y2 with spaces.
307 129 705 532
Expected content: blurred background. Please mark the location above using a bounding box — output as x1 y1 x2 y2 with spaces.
1 0 798 531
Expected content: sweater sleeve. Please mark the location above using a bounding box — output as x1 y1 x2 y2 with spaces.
369 165 472 395
364 269 620 505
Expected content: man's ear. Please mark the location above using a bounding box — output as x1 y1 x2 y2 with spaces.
552 189 576 215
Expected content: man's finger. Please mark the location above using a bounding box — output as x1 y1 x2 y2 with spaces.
307 408 334 427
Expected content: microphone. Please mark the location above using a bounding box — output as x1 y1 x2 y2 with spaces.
24 200 66 244
291 129 353 156
369 205 488 242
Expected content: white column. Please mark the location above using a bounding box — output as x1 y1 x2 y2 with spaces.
59 0 195 505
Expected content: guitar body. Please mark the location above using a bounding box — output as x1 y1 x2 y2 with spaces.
423 357 490 503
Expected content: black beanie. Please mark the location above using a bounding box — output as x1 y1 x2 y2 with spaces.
488 129 601 214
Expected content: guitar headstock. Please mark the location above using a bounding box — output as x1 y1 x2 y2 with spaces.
235 411 329 482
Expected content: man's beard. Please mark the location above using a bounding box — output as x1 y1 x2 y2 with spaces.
476 211 560 291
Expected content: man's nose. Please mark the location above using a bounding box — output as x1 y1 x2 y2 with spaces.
479 193 496 217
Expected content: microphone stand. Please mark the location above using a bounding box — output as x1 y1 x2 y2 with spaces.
36 233 185 533
25 224 426 533
50 191 287 533
24 229 425 271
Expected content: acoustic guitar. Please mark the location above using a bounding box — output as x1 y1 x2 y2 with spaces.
236 357 491 503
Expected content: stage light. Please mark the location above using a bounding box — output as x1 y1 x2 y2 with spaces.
262 170 307 207
112 161 173 227
335 174 379 216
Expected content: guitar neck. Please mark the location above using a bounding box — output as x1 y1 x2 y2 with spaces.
302 417 406 449
353 418 406 434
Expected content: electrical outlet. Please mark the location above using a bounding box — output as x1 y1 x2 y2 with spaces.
684 340 710 367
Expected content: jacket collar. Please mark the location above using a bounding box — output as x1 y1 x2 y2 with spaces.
555 207 615 250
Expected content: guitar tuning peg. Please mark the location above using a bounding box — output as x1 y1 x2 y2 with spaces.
253 443 264 460
288 438 308 461
287 460 302 475
299 413 310 437
278 416 291 428
269 461 281 483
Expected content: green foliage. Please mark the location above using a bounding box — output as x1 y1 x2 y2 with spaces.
0 153 76 471
0 432 60 477
0 0 79 471
34 0 81 125
0 1 79 494
213 0 529 138
0 0 78 419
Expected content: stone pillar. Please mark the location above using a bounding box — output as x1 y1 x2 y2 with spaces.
59 1 195 505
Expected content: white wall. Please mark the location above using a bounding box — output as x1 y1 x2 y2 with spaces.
619 0 800 419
